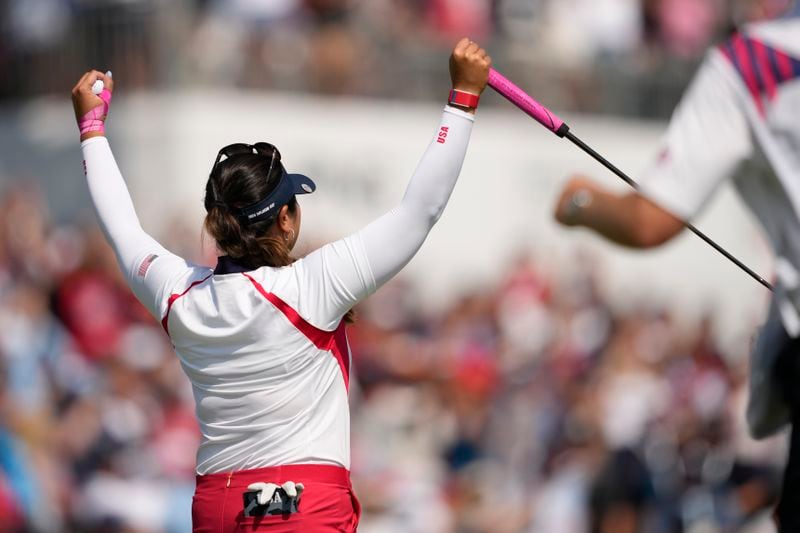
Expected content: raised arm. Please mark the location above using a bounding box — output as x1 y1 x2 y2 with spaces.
359 39 489 285
295 39 491 328
72 71 194 318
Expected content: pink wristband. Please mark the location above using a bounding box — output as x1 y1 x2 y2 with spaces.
448 89 480 109
78 89 112 136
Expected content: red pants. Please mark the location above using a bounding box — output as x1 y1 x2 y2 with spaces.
192 464 361 532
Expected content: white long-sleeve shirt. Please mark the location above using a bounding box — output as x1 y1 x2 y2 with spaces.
81 106 474 474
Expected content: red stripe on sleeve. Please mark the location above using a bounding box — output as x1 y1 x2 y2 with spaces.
752 39 777 100
775 48 794 82
732 34 765 115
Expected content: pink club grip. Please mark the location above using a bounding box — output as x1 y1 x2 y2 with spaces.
488 68 568 137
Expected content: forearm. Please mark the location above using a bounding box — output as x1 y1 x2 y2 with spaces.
360 106 474 286
80 131 105 143
572 190 683 249
399 106 474 223
72 70 195 320
81 136 162 272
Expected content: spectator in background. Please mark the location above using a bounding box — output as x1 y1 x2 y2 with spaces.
650 0 724 58
0 185 197 530
0 0 766 121
55 228 149 361
425 0 494 43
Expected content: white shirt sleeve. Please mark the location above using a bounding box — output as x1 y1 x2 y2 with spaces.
294 106 475 329
81 137 199 319
638 50 754 220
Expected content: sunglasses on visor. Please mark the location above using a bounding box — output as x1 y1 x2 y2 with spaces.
210 142 279 178
208 142 317 226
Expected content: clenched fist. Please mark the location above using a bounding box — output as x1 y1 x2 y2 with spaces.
71 70 114 140
449 38 491 96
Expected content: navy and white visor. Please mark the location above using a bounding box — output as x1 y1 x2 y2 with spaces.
235 166 316 225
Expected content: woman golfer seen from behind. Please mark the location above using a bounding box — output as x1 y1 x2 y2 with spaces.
72 38 490 532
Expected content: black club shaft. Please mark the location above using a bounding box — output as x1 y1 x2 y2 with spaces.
563 130 773 292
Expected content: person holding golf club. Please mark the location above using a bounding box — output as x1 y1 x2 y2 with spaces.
71 37 490 532
552 11 800 530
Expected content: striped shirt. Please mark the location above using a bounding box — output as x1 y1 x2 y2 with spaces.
639 16 800 334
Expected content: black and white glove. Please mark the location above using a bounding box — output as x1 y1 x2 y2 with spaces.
246 480 305 506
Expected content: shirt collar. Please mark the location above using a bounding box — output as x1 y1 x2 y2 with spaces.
213 255 253 275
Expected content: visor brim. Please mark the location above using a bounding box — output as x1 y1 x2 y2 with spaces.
287 173 316 195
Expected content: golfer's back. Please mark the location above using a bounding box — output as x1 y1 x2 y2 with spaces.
163 251 360 476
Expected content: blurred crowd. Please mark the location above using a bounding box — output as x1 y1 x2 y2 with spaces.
0 185 201 532
2 0 799 117
0 180 788 532
350 257 785 533
1 0 797 532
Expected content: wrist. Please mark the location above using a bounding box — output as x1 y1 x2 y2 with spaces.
76 89 112 140
564 188 593 224
451 84 481 95
80 131 106 142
